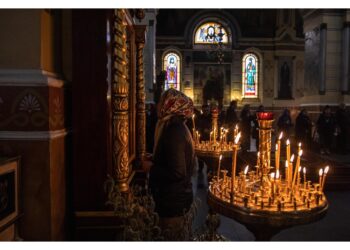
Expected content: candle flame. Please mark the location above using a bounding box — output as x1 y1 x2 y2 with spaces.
303 167 306 174
235 124 238 130
192 114 195 118
234 132 241 144
276 170 280 179
290 154 295 162
270 172 275 179
298 150 303 157
275 144 278 150
298 142 302 147
319 169 323 176
324 166 329 174
286 139 290 145
298 166 302 172
279 132 283 140
219 154 222 161
244 165 249 175
285 160 289 167
200 110 203 114
257 151 260 157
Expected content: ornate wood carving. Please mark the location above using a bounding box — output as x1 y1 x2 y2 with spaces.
112 9 129 192
135 25 147 164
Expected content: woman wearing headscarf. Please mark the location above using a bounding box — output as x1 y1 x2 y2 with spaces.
149 88 195 240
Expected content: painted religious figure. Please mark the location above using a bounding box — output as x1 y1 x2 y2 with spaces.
163 53 180 91
242 53 258 98
194 22 228 44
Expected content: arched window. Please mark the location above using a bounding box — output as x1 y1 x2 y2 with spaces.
242 53 259 98
194 22 228 44
163 52 181 91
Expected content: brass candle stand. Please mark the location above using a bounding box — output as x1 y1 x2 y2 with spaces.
207 112 329 240
194 108 236 159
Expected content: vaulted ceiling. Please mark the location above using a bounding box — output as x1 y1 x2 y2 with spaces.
156 9 304 38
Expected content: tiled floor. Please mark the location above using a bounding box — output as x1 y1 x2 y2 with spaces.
191 139 350 241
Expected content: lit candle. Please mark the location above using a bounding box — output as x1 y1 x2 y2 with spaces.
234 124 238 139
231 132 241 198
275 144 278 171
289 154 295 188
270 172 275 196
292 150 303 188
321 166 329 191
298 142 302 153
286 139 291 163
303 167 306 189
192 114 196 137
217 154 223 181
276 170 280 194
276 132 283 171
297 166 301 188
319 169 323 187
242 165 249 193
285 160 289 183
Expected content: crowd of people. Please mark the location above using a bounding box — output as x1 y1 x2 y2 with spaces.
147 100 350 156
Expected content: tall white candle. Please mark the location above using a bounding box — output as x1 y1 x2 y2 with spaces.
217 154 223 181
319 169 323 187
289 154 295 188
276 132 283 171
292 150 303 188
286 139 291 163
321 166 329 191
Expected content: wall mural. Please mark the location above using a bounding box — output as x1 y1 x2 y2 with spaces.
304 27 320 94
193 64 231 106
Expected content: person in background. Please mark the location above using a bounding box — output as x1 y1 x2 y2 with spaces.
317 105 336 155
277 108 293 138
149 88 195 240
295 108 313 149
240 104 253 152
252 105 265 151
218 103 226 128
335 103 350 154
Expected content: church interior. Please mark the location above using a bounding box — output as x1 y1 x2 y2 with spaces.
0 8 350 242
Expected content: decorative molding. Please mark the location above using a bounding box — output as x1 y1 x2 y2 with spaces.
0 129 68 140
112 9 130 192
134 25 147 163
0 69 64 88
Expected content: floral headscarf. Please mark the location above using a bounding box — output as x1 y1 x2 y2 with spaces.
158 88 194 120
153 88 194 154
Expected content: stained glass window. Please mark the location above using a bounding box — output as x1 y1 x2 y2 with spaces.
163 52 181 91
242 53 258 98
194 22 228 44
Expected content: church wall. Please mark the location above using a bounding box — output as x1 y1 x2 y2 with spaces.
302 10 349 107
0 10 41 69
0 10 67 240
